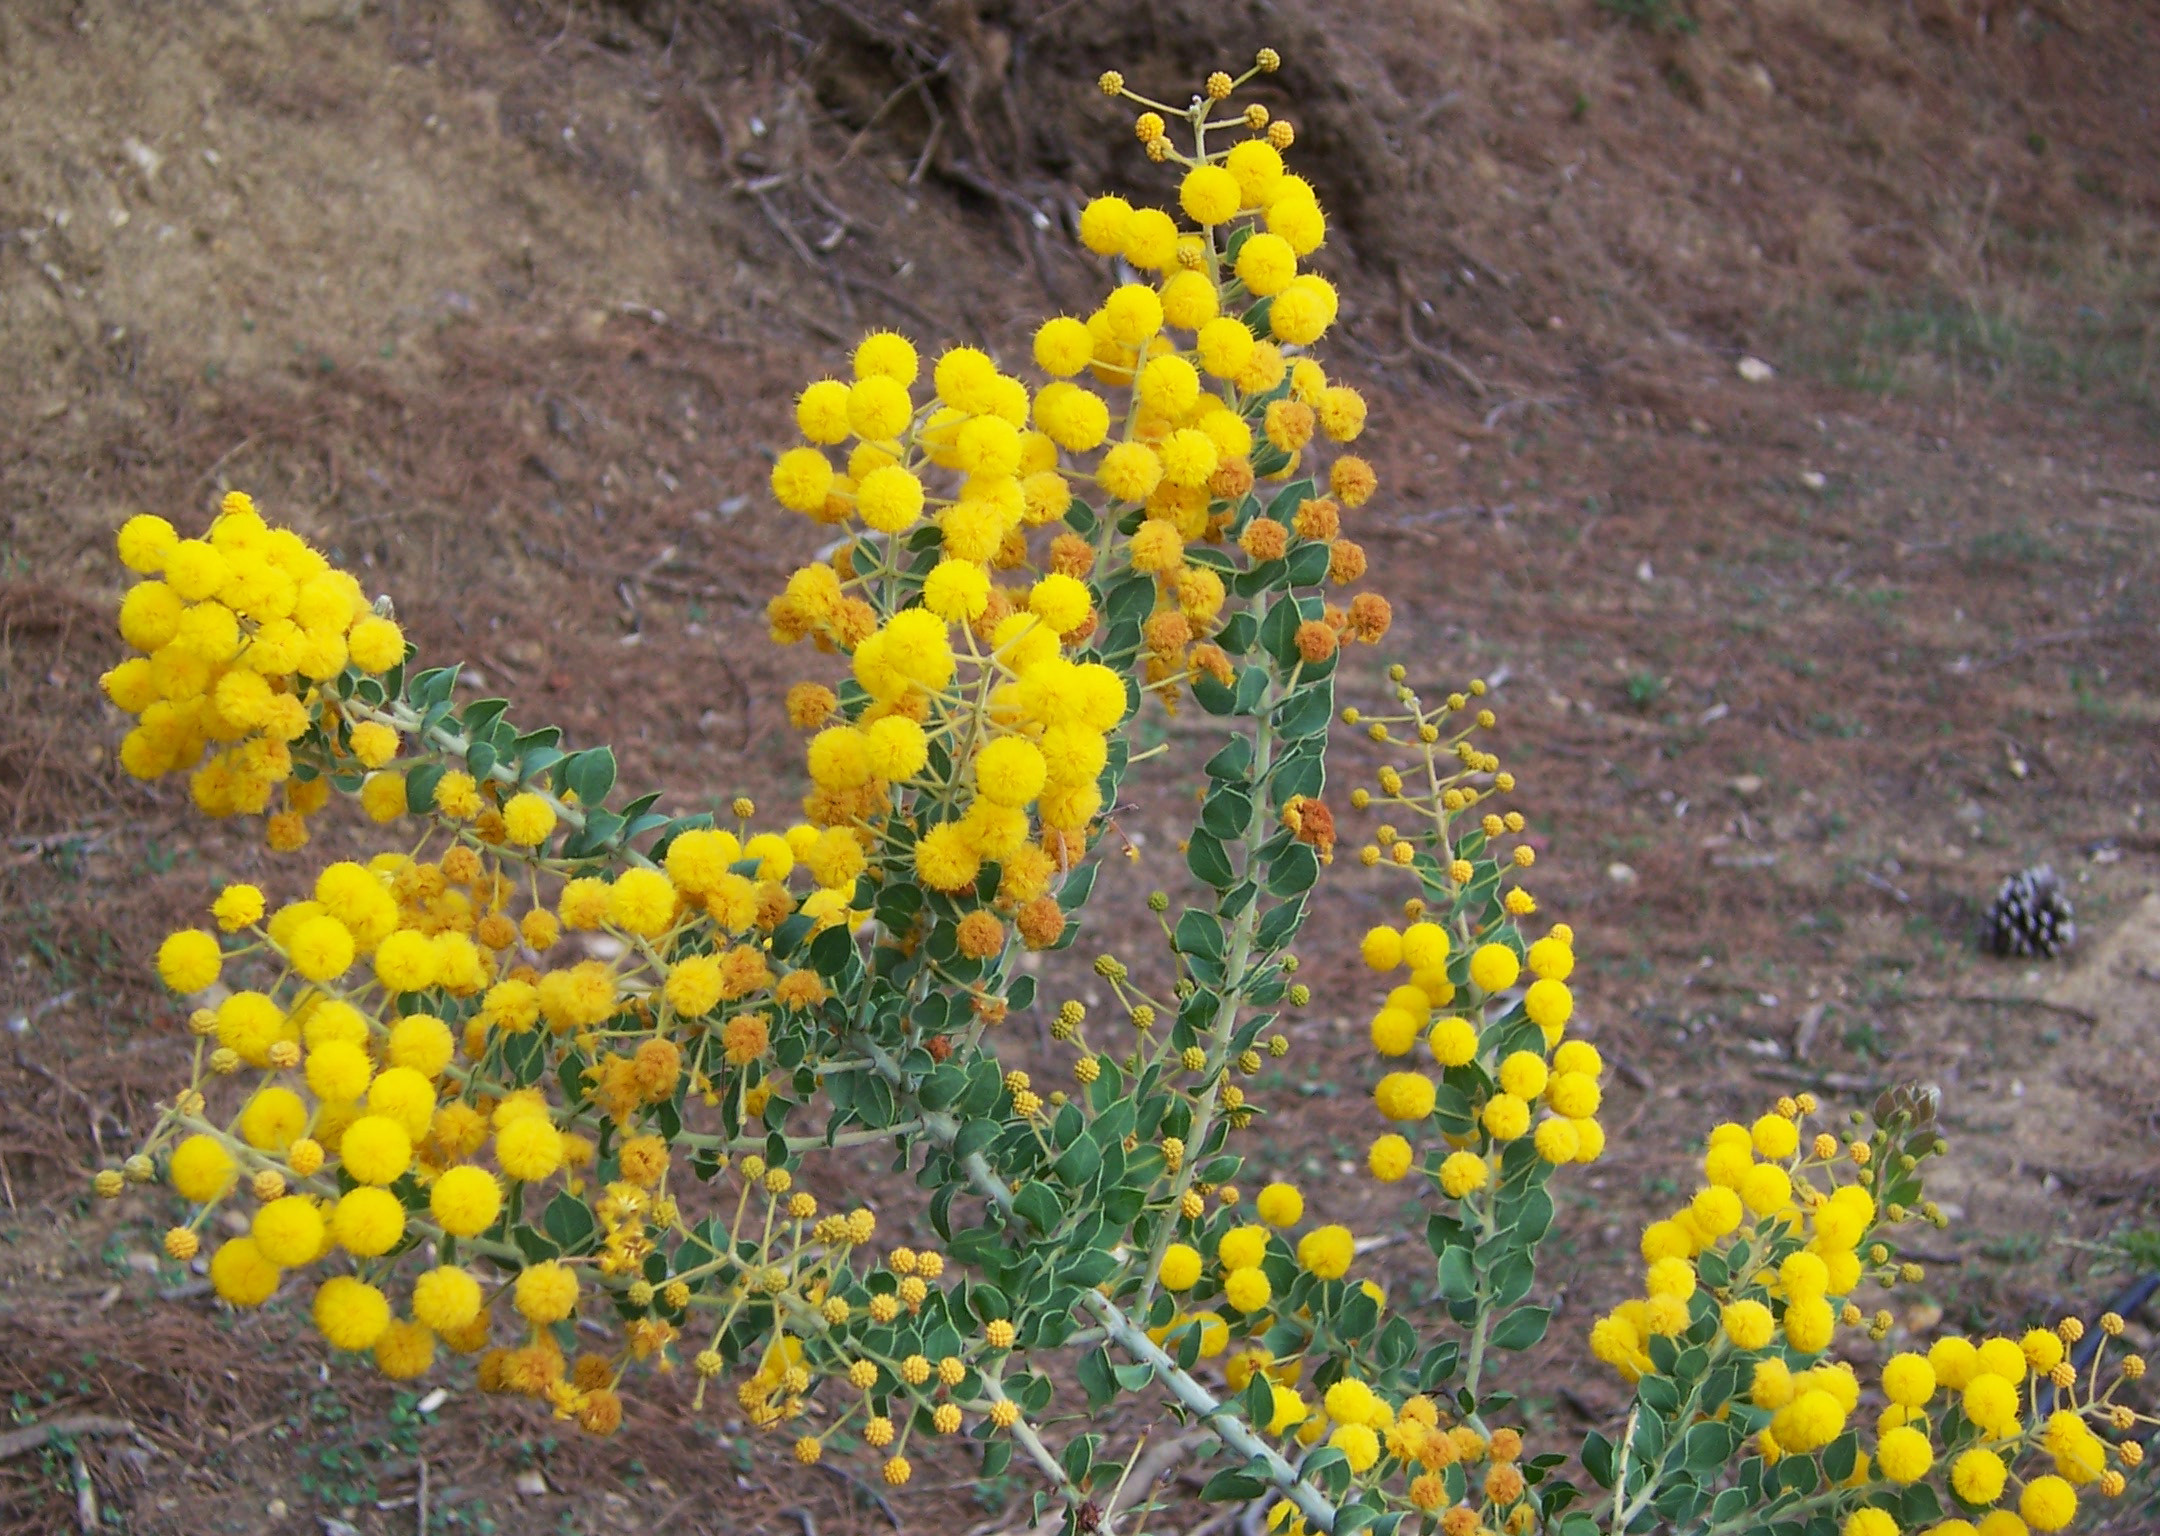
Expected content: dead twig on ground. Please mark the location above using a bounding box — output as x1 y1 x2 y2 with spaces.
0 1415 139 1462
1883 994 2099 1025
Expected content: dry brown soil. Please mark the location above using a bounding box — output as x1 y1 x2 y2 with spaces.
2 1 2157 1532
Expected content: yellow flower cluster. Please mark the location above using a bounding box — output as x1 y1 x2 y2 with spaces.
1590 1096 1883 1382
106 492 405 835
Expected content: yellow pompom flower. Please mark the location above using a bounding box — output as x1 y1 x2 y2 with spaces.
1235 233 1297 296
1098 441 1163 504
340 1116 413 1186
1179 164 1242 224
1881 1353 1935 1408
1428 1016 1478 1067
430 1165 503 1236
606 867 677 938
1951 1447 2007 1505
1297 1225 1355 1280
1722 1300 1776 1351
1497 1050 1549 1100
1368 1135 1413 1182
374 929 441 993
502 792 557 847
1196 316 1255 379
315 1275 392 1351
1469 943 1520 993
1360 926 1403 970
170 1134 238 1202
1481 1093 1531 1141
497 1116 564 1182
514 1260 580 1324
2019 1476 2075 1531
1784 1295 1836 1354
1226 139 1284 205
238 1087 307 1152
1218 1225 1270 1271
1439 1151 1488 1199
975 737 1048 807
210 1237 282 1307
923 558 991 621
367 1067 437 1140
348 616 405 673
212 884 265 932
853 330 919 384
1524 978 1572 1035
1962 1373 2020 1436
331 1186 407 1257
1374 1072 1436 1123
252 1195 326 1267
116 513 179 572
1034 316 1095 376
1159 1242 1203 1291
412 1265 482 1333
1533 1117 1580 1164
156 929 222 994
796 379 852 443
771 447 835 512
1255 1182 1304 1227
1224 1267 1272 1314
1877 1425 1934 1484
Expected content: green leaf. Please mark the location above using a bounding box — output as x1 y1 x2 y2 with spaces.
1437 1244 1476 1302
1266 842 1319 896
1489 1306 1551 1351
1205 737 1253 782
1199 1463 1270 1502
561 747 617 808
1683 1420 1740 1474
1821 1430 1858 1484
1076 1348 1115 1410
404 761 446 814
1186 830 1235 889
1175 909 1226 962
1105 574 1155 629
1052 1135 1101 1187
1275 680 1335 739
1201 786 1253 840
1284 540 1331 587
542 1190 596 1252
1012 1182 1063 1235
1581 1431 1615 1489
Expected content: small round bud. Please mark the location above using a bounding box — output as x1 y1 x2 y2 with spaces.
251 1169 286 1202
1098 70 1125 96
731 797 755 818
93 1169 125 1199
1205 71 1234 100
1256 47 1281 72
1148 891 1169 912
164 1226 200 1261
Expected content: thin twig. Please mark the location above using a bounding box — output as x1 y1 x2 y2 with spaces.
0 1416 138 1462
1883 993 2098 1024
